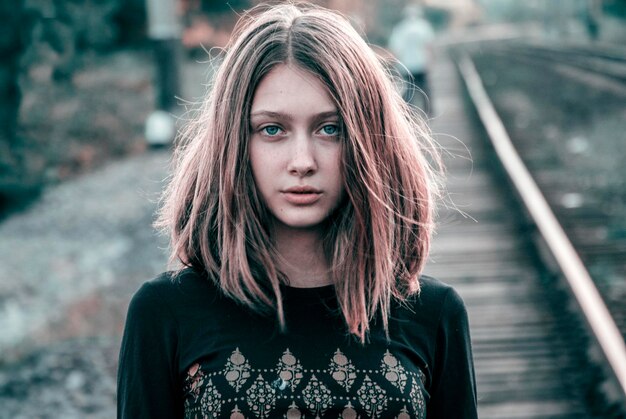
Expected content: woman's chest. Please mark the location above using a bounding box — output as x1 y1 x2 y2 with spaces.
181 336 429 418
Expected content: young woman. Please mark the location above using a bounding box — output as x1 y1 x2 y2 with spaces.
117 3 477 418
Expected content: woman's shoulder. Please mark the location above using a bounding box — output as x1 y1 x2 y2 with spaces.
417 275 463 305
398 275 468 323
417 275 470 329
128 267 220 314
418 274 451 294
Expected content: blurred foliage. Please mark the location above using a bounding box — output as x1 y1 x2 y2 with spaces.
114 0 148 45
0 0 154 216
0 1 32 207
604 0 626 16
199 0 250 13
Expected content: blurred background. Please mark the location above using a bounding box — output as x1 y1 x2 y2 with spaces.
0 0 625 417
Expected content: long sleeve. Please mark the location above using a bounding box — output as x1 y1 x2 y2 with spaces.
117 281 183 419
427 287 478 418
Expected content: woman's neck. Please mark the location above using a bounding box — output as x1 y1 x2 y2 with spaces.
274 226 332 288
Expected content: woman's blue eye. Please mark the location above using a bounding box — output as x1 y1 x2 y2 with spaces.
262 126 281 136
321 124 338 135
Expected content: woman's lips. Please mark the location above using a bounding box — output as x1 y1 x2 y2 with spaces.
282 187 322 205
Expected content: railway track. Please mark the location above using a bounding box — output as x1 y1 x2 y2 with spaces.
488 39 626 83
425 44 626 417
464 39 626 351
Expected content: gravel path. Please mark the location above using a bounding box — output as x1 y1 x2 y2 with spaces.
0 39 212 415
0 149 171 417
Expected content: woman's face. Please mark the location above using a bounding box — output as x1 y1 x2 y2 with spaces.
249 64 345 232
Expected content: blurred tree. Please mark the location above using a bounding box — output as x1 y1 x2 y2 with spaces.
200 0 250 13
0 0 37 207
114 0 148 45
0 1 23 150
0 0 152 213
603 0 626 16
20 0 140 81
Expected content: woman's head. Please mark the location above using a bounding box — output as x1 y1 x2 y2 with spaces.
157 3 441 341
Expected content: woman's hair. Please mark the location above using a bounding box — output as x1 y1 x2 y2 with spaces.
156 2 441 342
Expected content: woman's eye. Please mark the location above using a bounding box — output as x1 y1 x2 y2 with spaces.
261 125 282 136
320 124 338 136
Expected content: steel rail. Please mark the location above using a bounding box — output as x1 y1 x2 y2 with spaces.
456 52 626 403
492 45 626 81
524 38 626 62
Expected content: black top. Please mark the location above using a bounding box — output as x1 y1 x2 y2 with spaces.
117 269 477 418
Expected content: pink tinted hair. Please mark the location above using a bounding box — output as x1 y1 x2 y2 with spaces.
156 3 441 342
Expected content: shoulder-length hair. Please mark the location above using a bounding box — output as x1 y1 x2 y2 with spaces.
156 3 441 342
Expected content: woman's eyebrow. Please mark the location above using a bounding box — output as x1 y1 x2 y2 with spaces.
311 111 340 123
250 110 339 121
250 110 292 121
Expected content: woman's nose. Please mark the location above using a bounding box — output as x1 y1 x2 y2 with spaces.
287 134 317 177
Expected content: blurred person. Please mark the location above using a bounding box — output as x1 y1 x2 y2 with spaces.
117 3 477 418
388 4 435 114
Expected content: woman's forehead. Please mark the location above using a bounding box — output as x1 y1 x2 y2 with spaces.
250 64 336 117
